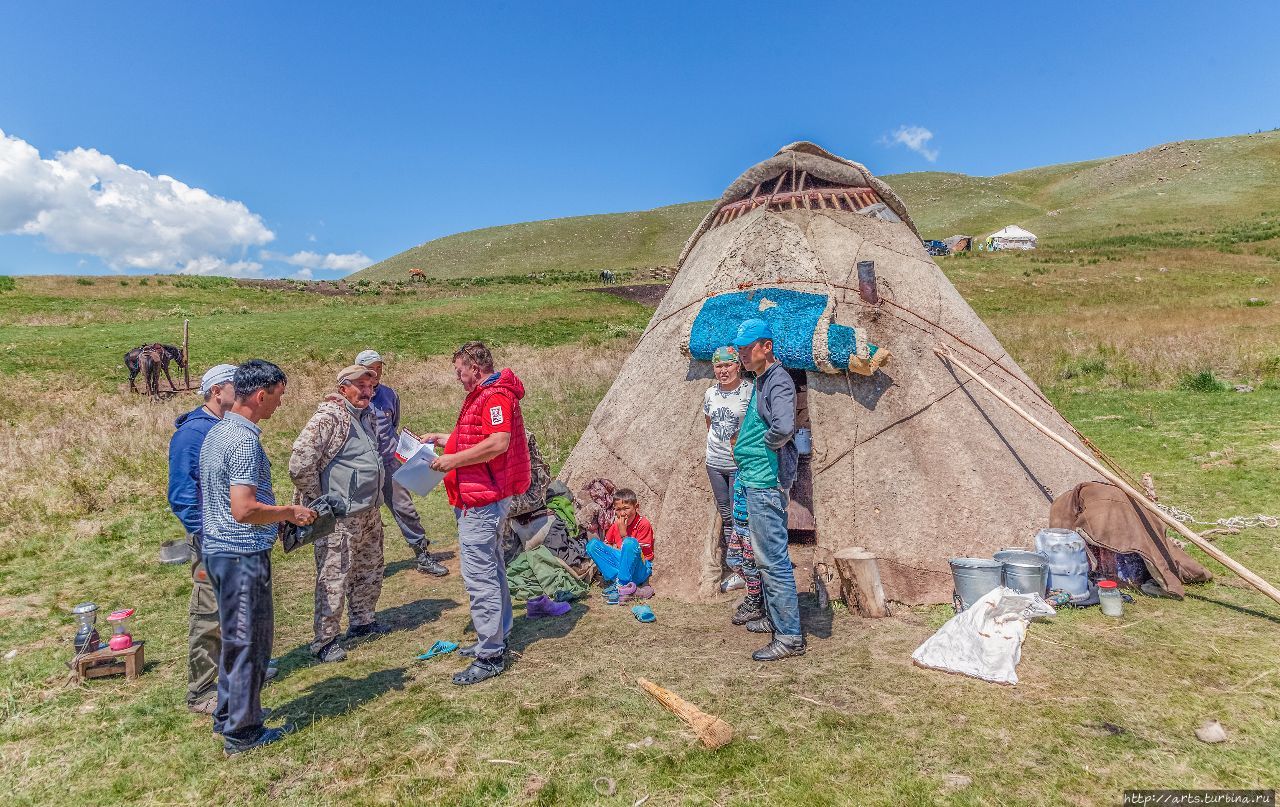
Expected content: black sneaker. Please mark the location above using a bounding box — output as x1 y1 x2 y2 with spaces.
312 640 347 663
731 600 764 626
451 656 505 686
345 621 390 640
751 638 806 662
416 551 449 577
224 726 286 757
745 616 774 634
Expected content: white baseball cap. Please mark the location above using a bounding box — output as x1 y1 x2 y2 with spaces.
355 349 383 367
200 364 238 395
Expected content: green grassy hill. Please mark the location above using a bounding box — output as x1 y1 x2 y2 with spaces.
355 130 1280 282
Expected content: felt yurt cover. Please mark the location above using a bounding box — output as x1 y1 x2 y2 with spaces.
558 143 1094 604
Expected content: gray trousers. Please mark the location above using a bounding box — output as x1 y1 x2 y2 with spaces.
382 458 427 551
455 497 513 660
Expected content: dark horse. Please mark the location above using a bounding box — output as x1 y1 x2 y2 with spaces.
126 343 187 393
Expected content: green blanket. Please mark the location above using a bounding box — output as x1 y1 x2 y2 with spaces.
506 546 588 602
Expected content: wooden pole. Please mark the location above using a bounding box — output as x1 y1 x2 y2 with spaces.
833 547 889 617
934 346 1280 608
182 319 190 389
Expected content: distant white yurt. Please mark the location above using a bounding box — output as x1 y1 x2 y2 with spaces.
987 225 1038 250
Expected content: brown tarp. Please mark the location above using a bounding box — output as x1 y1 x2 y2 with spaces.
1049 482 1212 598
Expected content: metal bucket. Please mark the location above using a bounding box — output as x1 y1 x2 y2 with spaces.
949 557 1003 610
994 549 1049 596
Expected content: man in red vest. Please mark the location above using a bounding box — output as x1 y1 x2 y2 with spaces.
423 341 531 685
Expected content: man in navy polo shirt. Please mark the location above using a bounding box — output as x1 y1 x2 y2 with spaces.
199 359 315 756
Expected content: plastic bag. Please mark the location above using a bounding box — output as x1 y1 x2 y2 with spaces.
911 587 1055 685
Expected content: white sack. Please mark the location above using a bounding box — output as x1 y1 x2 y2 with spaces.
910 587 1054 685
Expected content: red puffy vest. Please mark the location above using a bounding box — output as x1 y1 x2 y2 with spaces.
443 368 531 508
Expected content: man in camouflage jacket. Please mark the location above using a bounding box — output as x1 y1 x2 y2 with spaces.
289 364 388 663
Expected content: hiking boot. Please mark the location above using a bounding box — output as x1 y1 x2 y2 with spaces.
188 696 217 716
752 638 806 662
416 551 449 577
720 573 746 593
312 640 347 663
345 621 390 640
731 599 764 625
451 656 505 686
745 616 774 634
224 726 286 757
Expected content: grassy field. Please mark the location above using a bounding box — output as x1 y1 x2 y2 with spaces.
1 267 1279 805
3 131 1280 805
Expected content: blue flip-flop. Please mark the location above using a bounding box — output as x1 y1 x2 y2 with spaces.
416 640 458 660
631 604 656 623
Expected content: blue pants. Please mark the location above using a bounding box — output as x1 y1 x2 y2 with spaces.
204 550 274 743
744 486 802 641
587 537 652 585
455 498 513 660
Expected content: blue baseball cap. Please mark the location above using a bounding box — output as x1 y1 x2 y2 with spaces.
732 318 773 348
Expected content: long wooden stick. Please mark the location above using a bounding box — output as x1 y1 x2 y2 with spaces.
935 346 1280 608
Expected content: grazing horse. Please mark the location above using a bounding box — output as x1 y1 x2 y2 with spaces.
136 345 164 398
409 268 427 283
126 343 187 393
599 269 616 285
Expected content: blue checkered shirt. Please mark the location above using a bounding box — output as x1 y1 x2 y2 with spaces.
199 412 278 554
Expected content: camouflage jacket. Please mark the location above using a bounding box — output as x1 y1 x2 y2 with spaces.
289 394 360 505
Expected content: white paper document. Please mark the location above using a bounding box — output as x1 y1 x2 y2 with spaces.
392 431 445 496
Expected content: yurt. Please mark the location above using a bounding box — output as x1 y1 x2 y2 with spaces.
987 225 1038 251
558 143 1094 604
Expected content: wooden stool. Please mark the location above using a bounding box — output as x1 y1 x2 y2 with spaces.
74 641 145 681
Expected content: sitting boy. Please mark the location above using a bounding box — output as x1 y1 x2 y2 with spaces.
585 488 654 596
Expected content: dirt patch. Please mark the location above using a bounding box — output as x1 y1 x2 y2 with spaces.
588 283 670 307
236 279 355 297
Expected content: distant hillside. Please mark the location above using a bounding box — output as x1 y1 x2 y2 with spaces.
355 131 1279 281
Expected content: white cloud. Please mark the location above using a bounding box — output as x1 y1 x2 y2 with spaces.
179 256 264 277
883 125 939 162
262 249 371 273
0 128 274 272
293 268 314 280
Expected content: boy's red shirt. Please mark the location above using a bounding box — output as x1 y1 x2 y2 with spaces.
603 515 654 562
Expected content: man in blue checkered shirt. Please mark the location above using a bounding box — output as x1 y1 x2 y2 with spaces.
199 359 315 757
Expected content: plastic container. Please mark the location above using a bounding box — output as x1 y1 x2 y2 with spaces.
1034 528 1090 597
994 549 1049 596
794 428 813 455
949 558 1003 610
1098 580 1123 617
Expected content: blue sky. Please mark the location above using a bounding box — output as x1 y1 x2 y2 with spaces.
1 1 1277 278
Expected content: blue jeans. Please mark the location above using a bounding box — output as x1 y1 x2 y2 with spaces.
203 550 274 744
586 537 652 585
455 498 513 660
744 486 802 641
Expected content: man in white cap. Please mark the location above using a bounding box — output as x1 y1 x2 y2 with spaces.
355 349 448 577
168 363 280 714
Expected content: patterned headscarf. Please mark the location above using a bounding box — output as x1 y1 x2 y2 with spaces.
711 345 739 365
580 477 617 538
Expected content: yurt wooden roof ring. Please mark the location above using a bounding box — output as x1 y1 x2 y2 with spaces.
677 142 922 266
